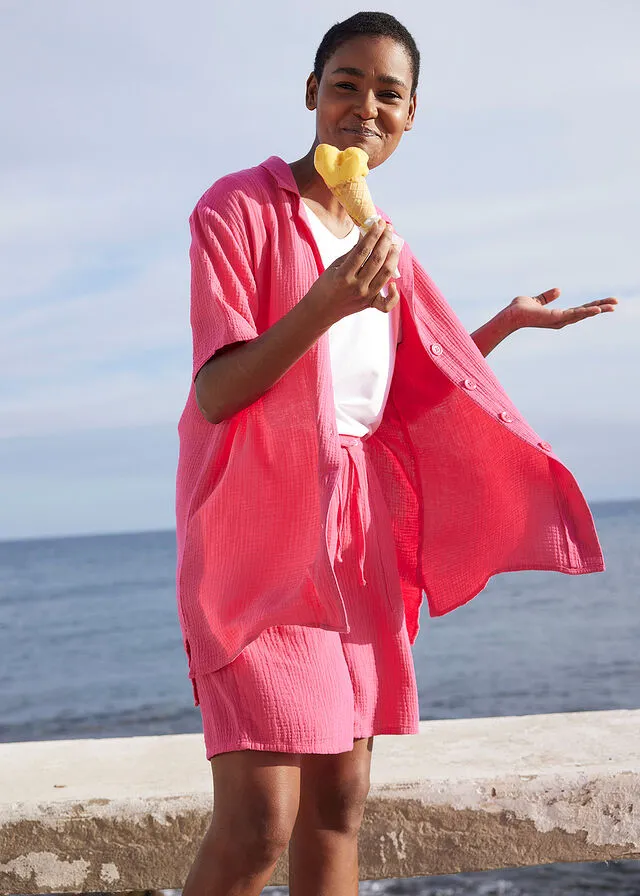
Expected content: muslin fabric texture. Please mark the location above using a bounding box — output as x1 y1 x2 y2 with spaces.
175 155 605 684
193 434 420 759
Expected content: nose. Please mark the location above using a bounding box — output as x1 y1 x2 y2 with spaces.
353 88 378 121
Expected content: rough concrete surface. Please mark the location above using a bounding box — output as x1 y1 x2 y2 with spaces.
0 708 638 892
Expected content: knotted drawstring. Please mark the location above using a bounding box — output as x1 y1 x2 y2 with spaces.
334 438 371 587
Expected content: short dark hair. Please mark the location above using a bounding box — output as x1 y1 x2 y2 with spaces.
313 11 420 98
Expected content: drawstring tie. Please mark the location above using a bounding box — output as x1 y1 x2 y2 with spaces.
335 439 371 587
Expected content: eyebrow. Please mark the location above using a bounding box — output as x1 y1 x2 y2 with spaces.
330 66 408 91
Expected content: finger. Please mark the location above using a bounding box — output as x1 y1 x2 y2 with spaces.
563 306 598 319
384 281 401 312
579 297 619 310
575 305 603 316
371 281 399 313
367 244 401 296
555 306 601 327
535 287 561 304
346 220 386 276
355 224 395 283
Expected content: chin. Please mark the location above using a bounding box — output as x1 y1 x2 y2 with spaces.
365 149 387 170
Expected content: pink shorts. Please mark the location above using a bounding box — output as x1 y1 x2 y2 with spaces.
193 433 420 760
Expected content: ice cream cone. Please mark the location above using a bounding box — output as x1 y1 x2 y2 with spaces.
313 143 401 295
331 178 377 228
314 144 377 226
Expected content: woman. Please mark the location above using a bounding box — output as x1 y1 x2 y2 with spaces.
176 12 617 895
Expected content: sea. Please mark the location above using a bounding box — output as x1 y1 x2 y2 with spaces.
1 498 639 895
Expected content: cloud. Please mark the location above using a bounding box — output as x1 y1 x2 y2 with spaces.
1 0 638 535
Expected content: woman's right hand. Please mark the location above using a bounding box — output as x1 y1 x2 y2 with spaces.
305 219 401 328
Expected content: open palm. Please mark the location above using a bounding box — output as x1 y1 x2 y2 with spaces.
509 287 618 330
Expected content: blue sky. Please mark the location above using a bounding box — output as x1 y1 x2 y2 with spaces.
1 0 638 540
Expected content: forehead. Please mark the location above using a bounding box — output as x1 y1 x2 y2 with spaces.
327 34 412 75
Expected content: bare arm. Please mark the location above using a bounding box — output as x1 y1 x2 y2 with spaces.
469 307 516 357
195 293 333 424
195 219 400 424
469 288 619 357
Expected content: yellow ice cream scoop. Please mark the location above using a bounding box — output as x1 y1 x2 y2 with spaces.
313 144 370 187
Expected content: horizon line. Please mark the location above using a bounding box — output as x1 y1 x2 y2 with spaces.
1 495 640 546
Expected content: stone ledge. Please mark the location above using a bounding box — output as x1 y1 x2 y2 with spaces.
1 709 638 893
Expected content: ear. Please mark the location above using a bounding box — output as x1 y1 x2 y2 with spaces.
306 73 318 111
404 92 417 133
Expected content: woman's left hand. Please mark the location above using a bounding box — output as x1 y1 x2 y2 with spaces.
508 287 618 330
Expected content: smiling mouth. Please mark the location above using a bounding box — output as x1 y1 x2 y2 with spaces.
343 128 379 138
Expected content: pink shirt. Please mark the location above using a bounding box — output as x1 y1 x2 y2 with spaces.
176 155 605 677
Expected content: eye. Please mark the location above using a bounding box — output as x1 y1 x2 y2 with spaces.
335 83 401 99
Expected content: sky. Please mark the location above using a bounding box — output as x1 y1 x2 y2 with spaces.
1 0 638 540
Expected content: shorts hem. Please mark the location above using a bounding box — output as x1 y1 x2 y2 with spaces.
357 725 420 737
205 726 420 759
205 734 356 760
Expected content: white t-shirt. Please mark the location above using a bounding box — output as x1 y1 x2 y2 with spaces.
301 199 399 438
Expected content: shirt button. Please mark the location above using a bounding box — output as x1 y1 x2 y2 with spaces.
538 440 552 451
430 342 443 356
498 410 513 423
463 377 477 390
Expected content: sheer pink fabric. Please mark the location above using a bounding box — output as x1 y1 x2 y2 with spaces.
175 156 604 678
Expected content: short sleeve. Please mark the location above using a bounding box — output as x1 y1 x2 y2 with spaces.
189 198 260 384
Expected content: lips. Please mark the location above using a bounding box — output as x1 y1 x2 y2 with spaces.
343 127 379 138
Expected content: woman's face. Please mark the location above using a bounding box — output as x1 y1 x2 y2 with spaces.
307 35 417 170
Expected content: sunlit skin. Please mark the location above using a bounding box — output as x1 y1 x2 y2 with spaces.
508 287 618 329
288 34 618 343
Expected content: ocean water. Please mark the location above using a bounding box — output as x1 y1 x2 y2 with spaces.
0 499 638 894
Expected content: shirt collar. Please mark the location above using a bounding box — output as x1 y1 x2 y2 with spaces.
259 156 301 195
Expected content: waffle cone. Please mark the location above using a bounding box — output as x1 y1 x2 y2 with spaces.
331 178 377 227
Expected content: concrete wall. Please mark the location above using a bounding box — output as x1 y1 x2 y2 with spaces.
1 708 638 893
